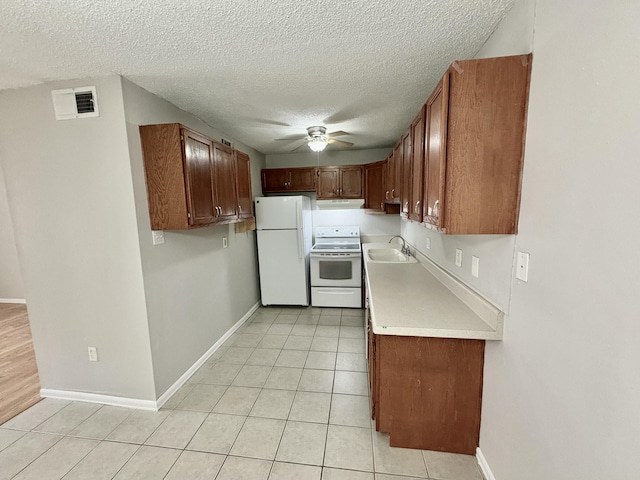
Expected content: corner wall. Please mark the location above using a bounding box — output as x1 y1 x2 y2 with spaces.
121 78 265 396
0 77 156 400
0 163 24 301
469 1 640 478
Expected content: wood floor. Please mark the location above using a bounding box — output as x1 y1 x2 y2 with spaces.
0 303 41 425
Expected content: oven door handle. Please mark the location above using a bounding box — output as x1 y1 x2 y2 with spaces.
296 201 303 260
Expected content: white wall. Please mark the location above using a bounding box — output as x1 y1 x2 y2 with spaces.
121 78 265 396
313 208 400 238
0 77 156 400
0 163 24 301
469 1 640 478
266 148 390 169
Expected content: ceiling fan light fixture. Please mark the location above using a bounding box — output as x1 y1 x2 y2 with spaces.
308 136 328 152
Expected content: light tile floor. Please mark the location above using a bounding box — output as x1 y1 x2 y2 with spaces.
0 306 485 480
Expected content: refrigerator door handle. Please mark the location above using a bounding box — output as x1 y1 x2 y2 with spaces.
296 201 303 260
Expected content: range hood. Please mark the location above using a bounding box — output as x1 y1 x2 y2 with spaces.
316 199 364 210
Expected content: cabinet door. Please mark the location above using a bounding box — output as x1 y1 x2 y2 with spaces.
317 167 340 199
384 153 394 202
401 133 412 216
340 166 363 198
261 169 289 192
364 161 386 210
424 73 449 228
392 141 403 202
368 315 377 421
409 107 425 222
235 150 253 220
182 129 216 226
212 142 238 222
288 167 316 191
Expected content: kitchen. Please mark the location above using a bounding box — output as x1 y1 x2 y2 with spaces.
1 0 639 479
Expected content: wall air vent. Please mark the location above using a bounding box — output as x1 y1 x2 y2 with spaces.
51 86 99 120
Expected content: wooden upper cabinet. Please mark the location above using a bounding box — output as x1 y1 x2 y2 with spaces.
289 167 316 191
140 123 253 230
401 133 412 217
235 150 253 220
424 74 448 228
316 167 340 198
384 152 394 202
212 142 238 223
317 166 363 199
261 168 289 192
409 107 425 222
391 141 403 203
261 167 316 193
140 124 215 230
423 54 532 234
340 166 364 198
183 130 217 227
364 160 386 211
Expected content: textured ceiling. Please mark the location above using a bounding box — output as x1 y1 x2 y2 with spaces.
0 0 514 154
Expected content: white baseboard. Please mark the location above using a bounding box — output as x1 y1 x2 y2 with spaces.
477 447 497 480
0 298 27 304
155 301 260 409
40 389 158 411
41 301 261 412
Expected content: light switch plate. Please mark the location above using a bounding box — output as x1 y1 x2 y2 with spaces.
88 346 98 362
455 249 463 267
472 256 480 278
152 230 164 245
223 236 228 248
516 251 530 282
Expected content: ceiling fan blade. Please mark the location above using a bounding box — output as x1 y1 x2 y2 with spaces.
327 130 349 138
327 138 354 147
275 134 306 141
290 141 309 152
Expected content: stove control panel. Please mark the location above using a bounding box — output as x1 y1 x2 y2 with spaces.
315 226 360 238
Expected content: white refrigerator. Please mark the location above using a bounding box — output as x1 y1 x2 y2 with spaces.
255 196 312 306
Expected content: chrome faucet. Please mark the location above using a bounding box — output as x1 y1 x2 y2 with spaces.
389 235 409 255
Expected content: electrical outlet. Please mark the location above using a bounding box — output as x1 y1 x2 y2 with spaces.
223 236 228 248
152 230 164 245
88 346 98 362
426 237 431 250
472 256 480 278
455 248 463 267
516 251 530 282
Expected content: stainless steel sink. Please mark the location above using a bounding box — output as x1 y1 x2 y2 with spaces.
366 248 418 264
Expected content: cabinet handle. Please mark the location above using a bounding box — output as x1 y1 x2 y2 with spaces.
218 206 222 216
391 188 395 197
433 200 439 217
238 204 241 213
404 201 409 212
385 191 389 200
415 201 420 214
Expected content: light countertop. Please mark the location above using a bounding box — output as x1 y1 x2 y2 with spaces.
363 243 503 340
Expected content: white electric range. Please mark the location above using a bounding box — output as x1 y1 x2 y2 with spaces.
310 226 362 308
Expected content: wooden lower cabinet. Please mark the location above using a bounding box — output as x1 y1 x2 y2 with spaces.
369 323 485 455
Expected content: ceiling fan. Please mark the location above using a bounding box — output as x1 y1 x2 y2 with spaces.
276 126 354 152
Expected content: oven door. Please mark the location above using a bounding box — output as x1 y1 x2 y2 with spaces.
310 252 362 287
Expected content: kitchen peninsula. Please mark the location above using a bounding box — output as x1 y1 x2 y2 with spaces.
363 242 503 455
